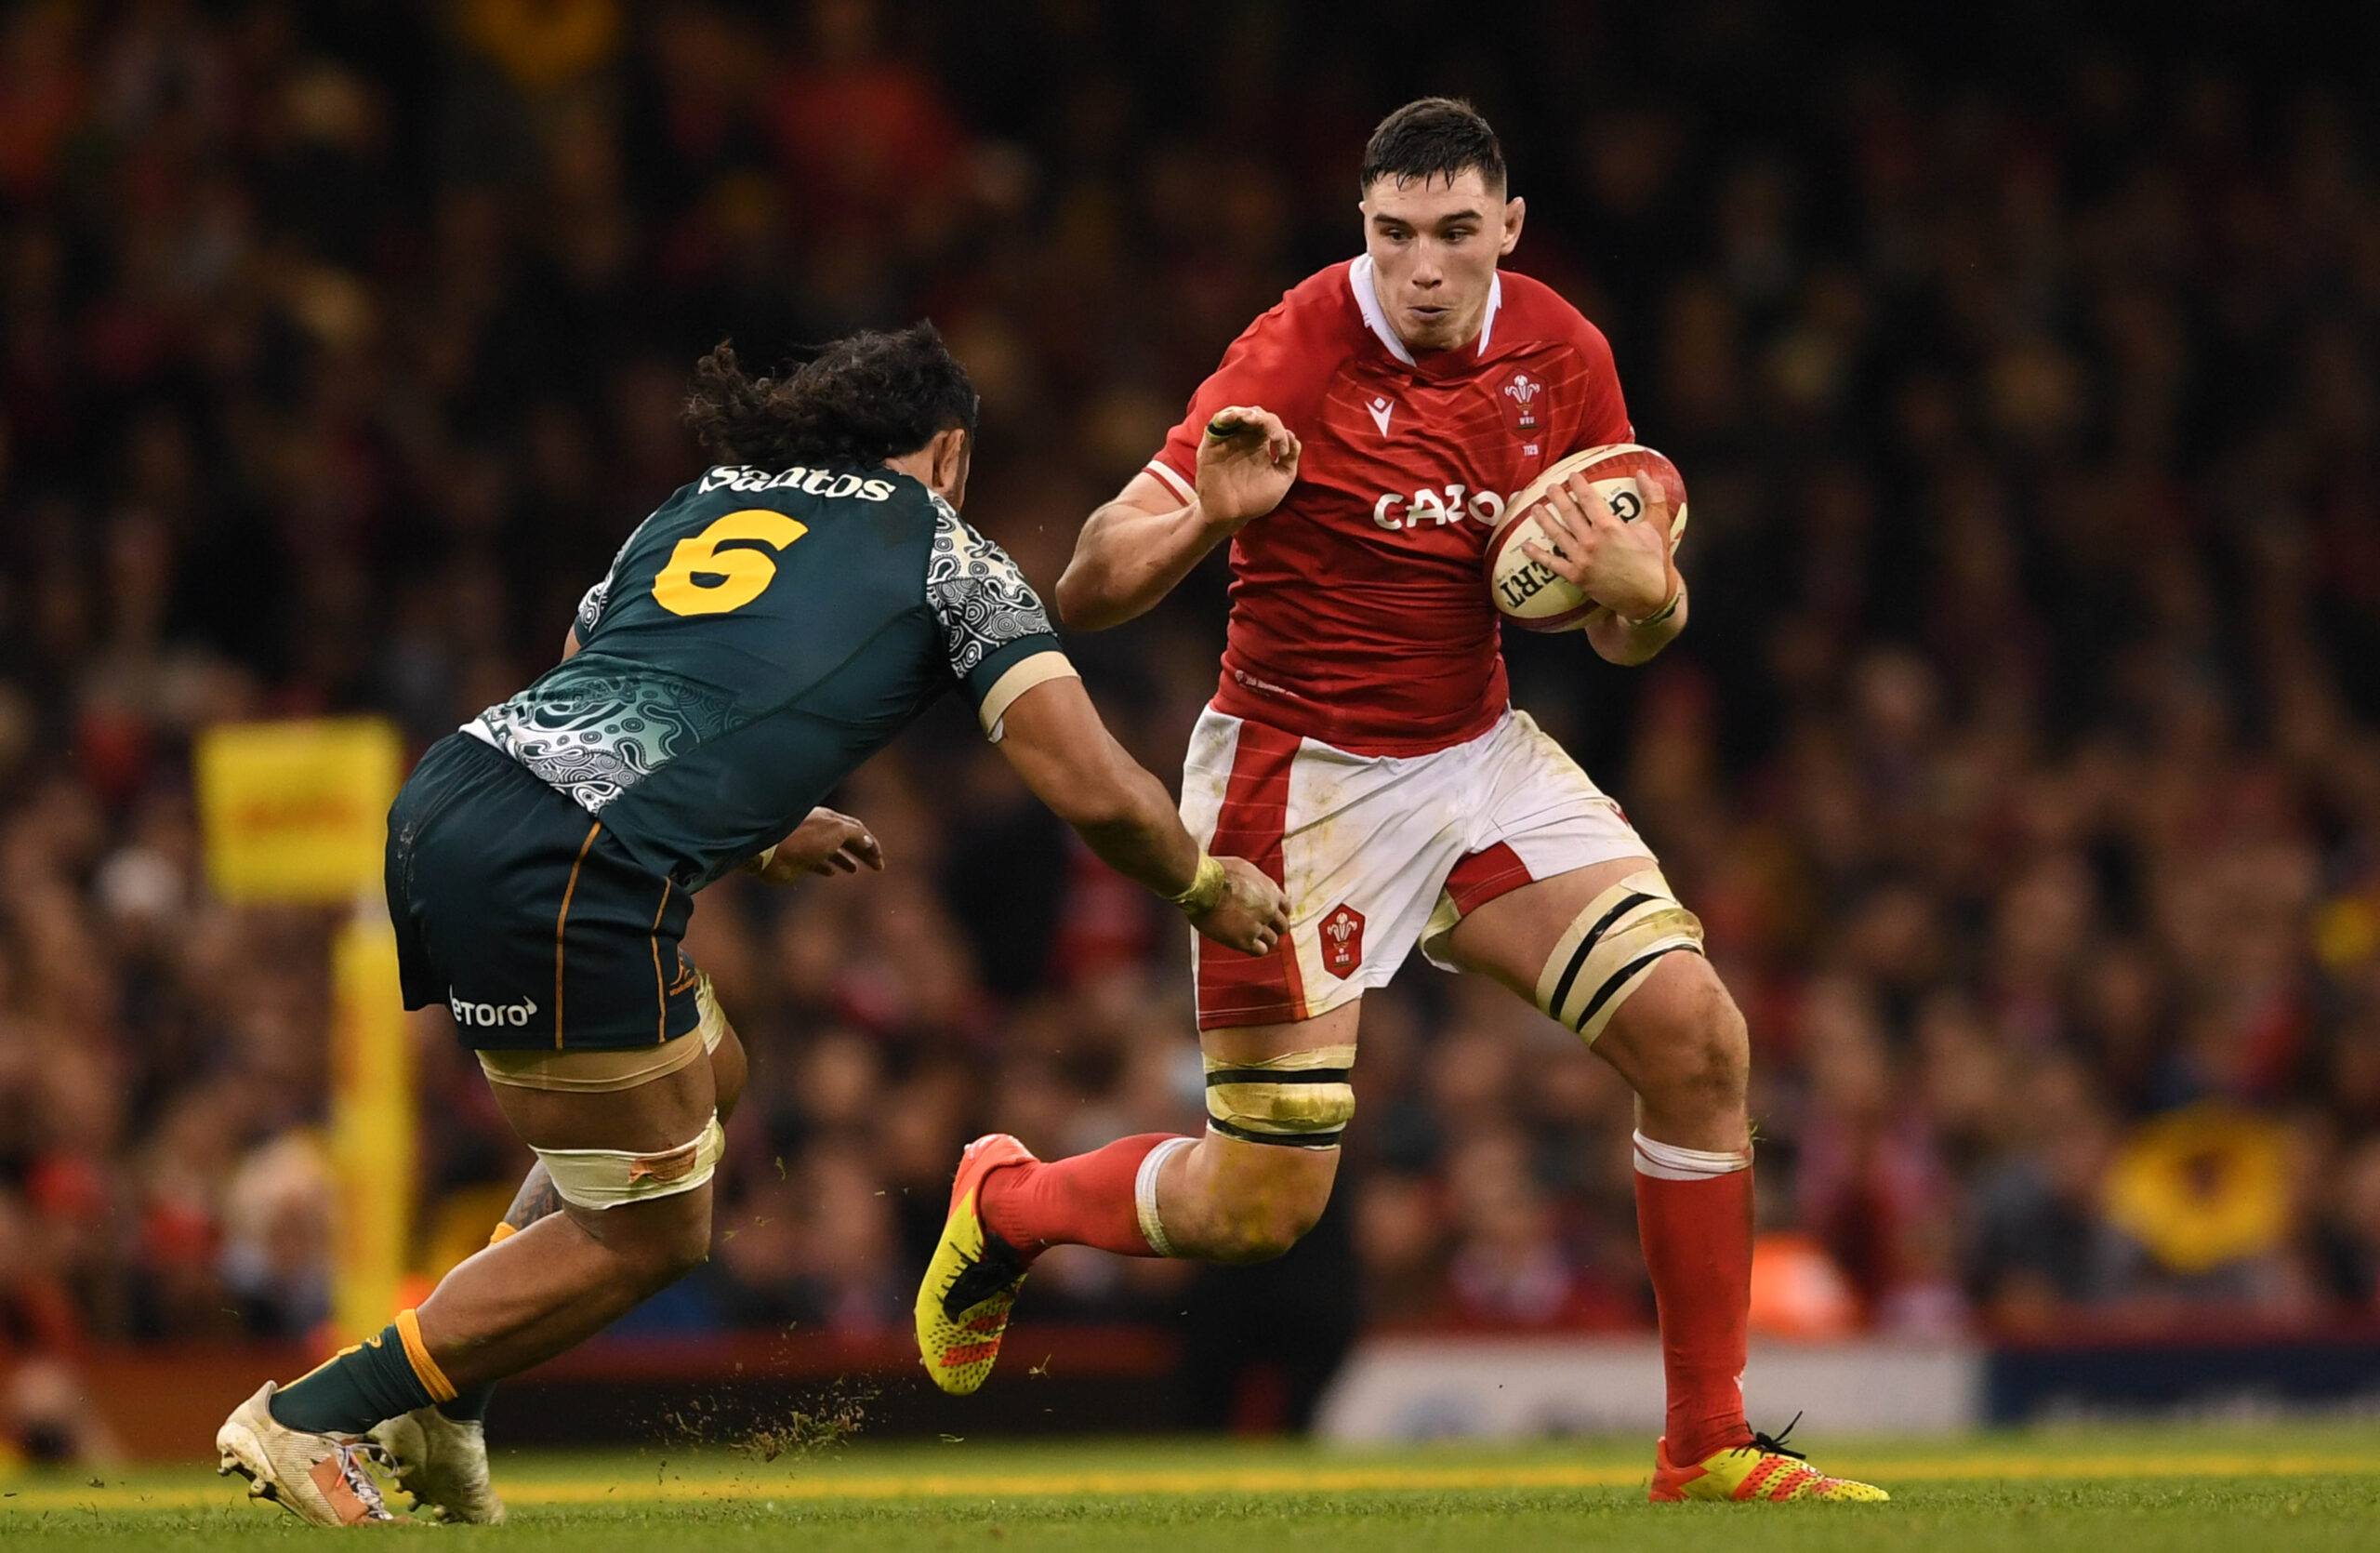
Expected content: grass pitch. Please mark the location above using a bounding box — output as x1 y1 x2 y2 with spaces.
4 1425 2376 1549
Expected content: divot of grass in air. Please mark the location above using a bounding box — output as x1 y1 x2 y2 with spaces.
653 1375 880 1463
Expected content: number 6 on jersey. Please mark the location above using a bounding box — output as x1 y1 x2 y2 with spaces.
653 510 810 617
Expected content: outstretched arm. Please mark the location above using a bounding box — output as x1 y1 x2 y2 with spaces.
993 674 1289 955
1054 408 1301 631
1053 471 1227 632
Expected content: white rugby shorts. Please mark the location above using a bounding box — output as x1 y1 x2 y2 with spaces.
1179 705 1652 1029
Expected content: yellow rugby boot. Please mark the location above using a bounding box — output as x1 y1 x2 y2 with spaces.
915 1134 1038 1396
1649 1418 1889 1503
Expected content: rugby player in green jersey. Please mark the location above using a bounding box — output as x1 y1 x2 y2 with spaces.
214 324 1289 1526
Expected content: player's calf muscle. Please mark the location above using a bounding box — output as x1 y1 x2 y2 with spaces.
1162 1135 1337 1263
420 1187 712 1389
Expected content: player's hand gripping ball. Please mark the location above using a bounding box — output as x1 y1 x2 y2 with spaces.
1486 444 1688 631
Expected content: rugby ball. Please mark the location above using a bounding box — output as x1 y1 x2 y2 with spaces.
1486 444 1688 631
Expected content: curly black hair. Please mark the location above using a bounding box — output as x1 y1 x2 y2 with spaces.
682 322 979 469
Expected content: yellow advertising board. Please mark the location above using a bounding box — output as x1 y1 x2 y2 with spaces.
195 717 402 901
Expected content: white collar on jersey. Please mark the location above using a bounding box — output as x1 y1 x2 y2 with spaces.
1349 253 1502 365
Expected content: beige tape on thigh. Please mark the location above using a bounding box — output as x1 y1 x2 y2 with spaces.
479 972 727 1094
1537 870 1705 1044
479 1037 705 1093
1204 1044 1357 1148
533 1113 725 1210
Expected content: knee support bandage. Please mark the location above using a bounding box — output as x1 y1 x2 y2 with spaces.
1538 870 1705 1043
1203 1044 1357 1149
533 1113 725 1210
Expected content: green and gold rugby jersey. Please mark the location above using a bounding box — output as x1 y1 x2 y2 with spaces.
465 461 1071 891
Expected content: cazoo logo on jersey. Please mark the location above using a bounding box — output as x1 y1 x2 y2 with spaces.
450 991 539 1029
1371 483 1507 531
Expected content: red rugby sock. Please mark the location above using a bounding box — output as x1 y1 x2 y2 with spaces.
1635 1137 1756 1462
979 1134 1184 1258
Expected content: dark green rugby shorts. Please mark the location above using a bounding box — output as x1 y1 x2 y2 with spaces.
386 733 704 1051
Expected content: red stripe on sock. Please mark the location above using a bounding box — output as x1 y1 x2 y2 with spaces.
978 1134 1184 1256
1197 719 1306 1029
1636 1164 1756 1462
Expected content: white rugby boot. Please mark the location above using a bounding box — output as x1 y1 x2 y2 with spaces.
215 1381 394 1526
370 1404 508 1524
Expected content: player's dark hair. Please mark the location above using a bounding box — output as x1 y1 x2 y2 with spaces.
683 323 979 468
1360 98 1507 196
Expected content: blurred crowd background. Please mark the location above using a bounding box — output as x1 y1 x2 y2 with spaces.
6 0 2380 1449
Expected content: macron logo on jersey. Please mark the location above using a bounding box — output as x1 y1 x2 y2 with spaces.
1367 396 1394 437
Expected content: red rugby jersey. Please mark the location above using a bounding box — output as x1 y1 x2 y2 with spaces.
1149 257 1632 756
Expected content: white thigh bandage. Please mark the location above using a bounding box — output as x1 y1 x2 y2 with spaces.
533 1113 725 1210
1538 870 1705 1043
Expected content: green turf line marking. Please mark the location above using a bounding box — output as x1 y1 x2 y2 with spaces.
6 1452 2378 1514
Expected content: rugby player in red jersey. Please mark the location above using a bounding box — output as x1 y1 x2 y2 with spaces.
916 100 1884 1504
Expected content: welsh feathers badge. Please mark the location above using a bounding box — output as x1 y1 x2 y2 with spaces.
1320 904 1365 978
1501 371 1544 458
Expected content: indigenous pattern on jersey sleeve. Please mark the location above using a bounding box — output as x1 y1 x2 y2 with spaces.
574 578 610 640
573 525 641 639
925 498 1062 706
470 668 736 814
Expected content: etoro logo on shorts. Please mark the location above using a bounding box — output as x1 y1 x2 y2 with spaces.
449 991 539 1029
1320 905 1365 978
